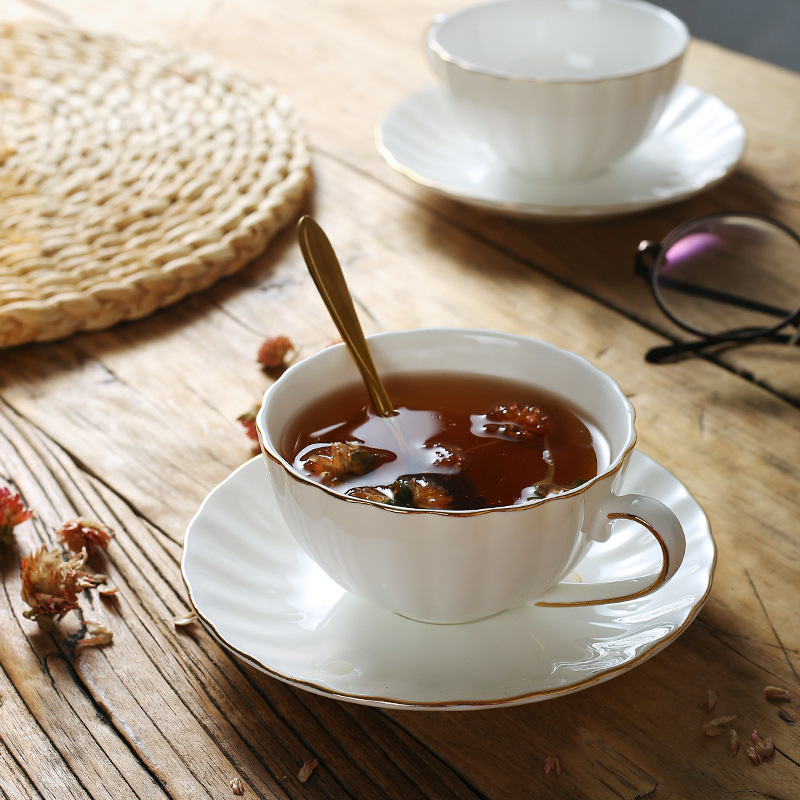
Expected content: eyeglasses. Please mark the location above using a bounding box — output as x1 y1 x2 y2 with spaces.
635 212 800 363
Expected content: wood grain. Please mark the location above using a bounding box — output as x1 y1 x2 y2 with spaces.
1 1 799 798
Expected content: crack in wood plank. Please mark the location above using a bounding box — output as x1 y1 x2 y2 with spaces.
744 569 800 683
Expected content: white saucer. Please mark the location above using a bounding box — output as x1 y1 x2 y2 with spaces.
376 84 746 219
182 452 715 709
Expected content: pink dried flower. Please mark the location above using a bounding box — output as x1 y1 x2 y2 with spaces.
257 336 295 370
484 402 555 442
20 546 102 630
543 755 562 775
237 405 260 442
0 486 33 544
746 746 762 766
705 689 718 712
57 517 112 556
729 729 740 757
751 730 774 759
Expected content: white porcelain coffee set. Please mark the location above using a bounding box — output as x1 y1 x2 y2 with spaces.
182 2 718 710
183 329 716 709
378 0 746 218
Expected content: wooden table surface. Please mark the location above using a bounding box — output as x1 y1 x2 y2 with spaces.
1 1 799 798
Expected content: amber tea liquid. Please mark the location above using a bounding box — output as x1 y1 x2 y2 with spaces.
284 372 605 510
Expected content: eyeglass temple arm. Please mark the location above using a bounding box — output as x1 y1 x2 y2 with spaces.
646 330 799 364
645 339 717 363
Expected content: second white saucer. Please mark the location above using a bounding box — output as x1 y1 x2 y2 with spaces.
377 84 746 219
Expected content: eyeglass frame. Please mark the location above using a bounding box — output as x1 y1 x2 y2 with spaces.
634 211 800 363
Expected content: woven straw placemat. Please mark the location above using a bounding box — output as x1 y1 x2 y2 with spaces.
0 22 312 348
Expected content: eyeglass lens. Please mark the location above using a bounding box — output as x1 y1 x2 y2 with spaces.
653 215 800 338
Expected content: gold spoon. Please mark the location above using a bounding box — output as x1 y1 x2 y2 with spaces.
297 215 395 417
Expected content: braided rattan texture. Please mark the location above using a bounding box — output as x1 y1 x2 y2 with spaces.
0 22 312 348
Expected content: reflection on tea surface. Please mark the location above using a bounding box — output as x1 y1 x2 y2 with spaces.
284 373 602 511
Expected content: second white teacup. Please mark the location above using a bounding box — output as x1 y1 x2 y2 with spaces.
257 329 686 624
427 0 689 179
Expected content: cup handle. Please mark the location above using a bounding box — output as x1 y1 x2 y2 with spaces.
535 494 686 607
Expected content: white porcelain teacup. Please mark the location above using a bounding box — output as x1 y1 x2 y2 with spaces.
426 0 689 179
257 329 686 624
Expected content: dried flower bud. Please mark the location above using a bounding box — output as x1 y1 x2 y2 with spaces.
728 729 740 757
746 746 762 766
76 621 113 652
706 689 718 712
346 486 392 503
702 715 737 736
298 758 318 783
0 486 33 544
57 517 112 556
398 478 454 510
764 685 791 701
237 406 260 442
304 442 383 485
543 755 562 775
229 776 245 795
173 613 198 627
751 730 774 759
20 546 100 630
429 444 465 471
257 336 295 370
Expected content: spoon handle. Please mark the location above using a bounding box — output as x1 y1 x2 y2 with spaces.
297 216 395 417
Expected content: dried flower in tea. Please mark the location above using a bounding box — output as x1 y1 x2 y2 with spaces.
345 486 393 504
394 478 453 509
346 478 454 509
0 486 33 544
305 442 383 485
20 546 103 630
57 518 112 556
484 402 555 442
